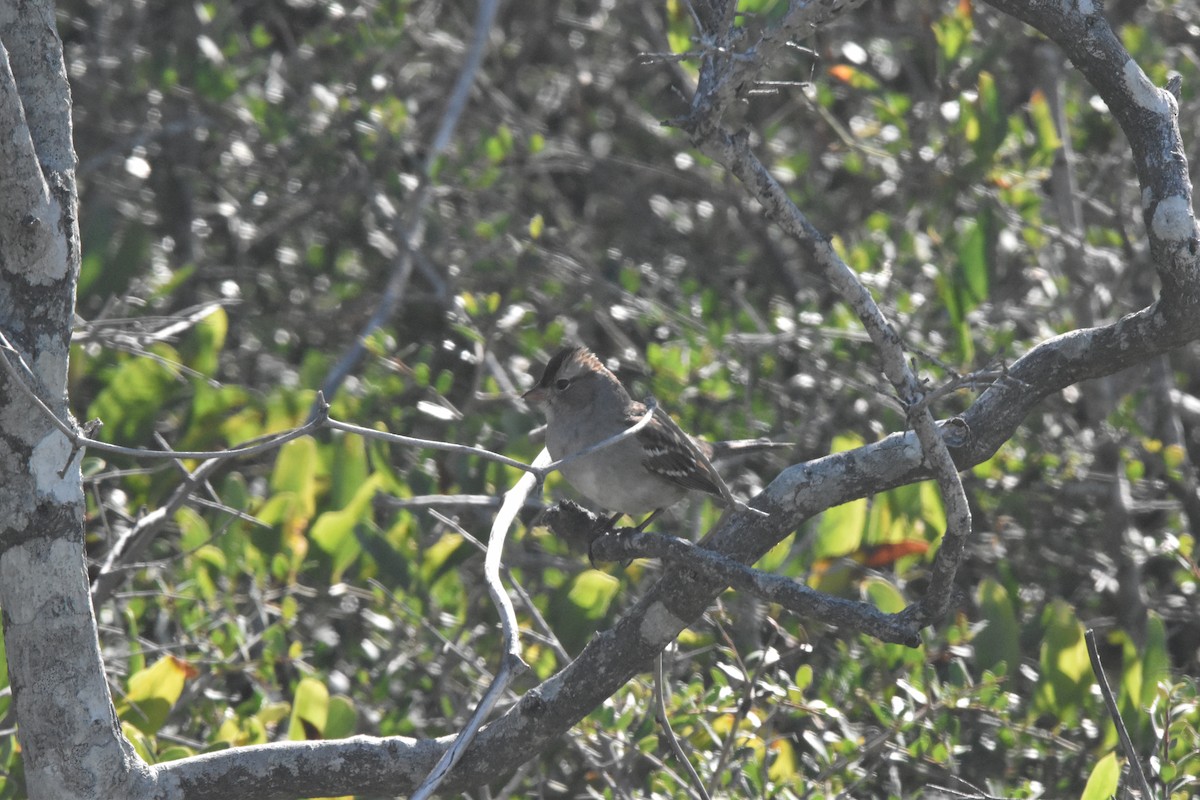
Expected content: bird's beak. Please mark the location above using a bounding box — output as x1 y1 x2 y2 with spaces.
522 386 547 405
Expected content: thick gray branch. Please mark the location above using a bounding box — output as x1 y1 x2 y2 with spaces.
981 0 1198 293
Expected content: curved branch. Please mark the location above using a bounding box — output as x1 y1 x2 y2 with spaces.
409 450 543 798
981 0 1198 291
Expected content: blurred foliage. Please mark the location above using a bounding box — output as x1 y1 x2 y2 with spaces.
1 0 1198 796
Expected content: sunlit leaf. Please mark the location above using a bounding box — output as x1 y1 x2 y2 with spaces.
119 656 199 735
567 570 621 620
325 695 359 739
1034 601 1091 724
310 472 386 581
1027 89 1063 157
862 576 906 613
1079 751 1120 800
812 498 868 560
288 677 329 740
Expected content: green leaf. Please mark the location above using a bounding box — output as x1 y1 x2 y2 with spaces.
973 72 1006 163
1028 89 1063 157
1140 612 1170 705
567 570 621 620
931 1 973 63
288 677 329 740
767 739 797 782
1116 612 1170 747
1079 751 1120 800
956 216 990 305
122 722 154 764
420 532 472 586
1034 600 1091 724
862 576 906 614
329 432 370 510
974 578 1020 674
325 695 359 739
86 350 181 444
157 745 196 763
175 506 211 551
934 272 963 328
755 531 795 573
186 304 228 377
119 656 197 735
813 498 867 560
793 664 814 694
310 472 386 581
270 437 319 520
0 624 7 692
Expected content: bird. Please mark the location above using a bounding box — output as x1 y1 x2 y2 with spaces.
522 345 783 530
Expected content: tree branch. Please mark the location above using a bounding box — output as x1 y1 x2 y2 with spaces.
409 450 542 798
980 0 1197 293
587 524 921 646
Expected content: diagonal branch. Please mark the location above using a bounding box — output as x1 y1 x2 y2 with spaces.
692 127 972 627
312 0 502 413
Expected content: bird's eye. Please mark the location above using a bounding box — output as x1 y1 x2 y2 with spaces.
555 378 570 391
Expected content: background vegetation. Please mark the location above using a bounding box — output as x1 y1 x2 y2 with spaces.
4 0 1196 796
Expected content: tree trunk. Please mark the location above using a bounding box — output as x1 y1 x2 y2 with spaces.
0 3 147 797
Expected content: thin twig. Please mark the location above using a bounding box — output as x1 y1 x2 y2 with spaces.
707 619 777 792
907 368 1016 416
409 449 544 799
376 493 542 511
542 399 658 476
703 123 971 631
0 328 331 462
90 456 227 605
1085 628 1155 799
9 311 638 488
431 509 568 662
327 417 537 473
654 652 710 800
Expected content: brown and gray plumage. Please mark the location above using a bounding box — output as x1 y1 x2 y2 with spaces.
523 346 787 522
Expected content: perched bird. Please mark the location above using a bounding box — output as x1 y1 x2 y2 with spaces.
523 346 783 529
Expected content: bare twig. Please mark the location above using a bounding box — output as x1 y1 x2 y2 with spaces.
707 622 777 793
433 509 568 662
409 448 545 799
0 327 331 462
654 652 710 800
328 398 656 486
73 300 232 346
376 493 542 511
327 417 537 473
90 456 227 605
907 368 1018 416
543 399 658 477
1085 629 1155 800
695 130 971 629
